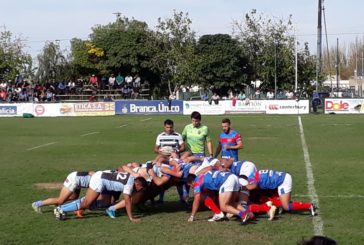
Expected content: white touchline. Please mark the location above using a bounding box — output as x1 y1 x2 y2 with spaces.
140 118 152 122
80 132 100 137
27 142 57 151
119 124 128 128
294 194 364 199
298 116 324 236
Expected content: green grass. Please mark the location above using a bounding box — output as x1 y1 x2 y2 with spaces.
0 115 363 244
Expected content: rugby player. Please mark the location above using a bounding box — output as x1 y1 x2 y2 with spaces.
32 171 93 213
54 170 147 222
214 118 243 161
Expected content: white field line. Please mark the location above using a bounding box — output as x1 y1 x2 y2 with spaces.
294 194 364 199
298 116 324 236
27 142 57 151
118 124 128 128
80 131 100 137
140 118 152 122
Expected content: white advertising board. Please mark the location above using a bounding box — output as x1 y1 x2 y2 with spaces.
183 101 225 115
265 100 309 114
324 98 364 114
0 103 33 117
221 99 266 114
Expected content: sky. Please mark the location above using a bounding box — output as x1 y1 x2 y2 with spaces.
1 0 363 60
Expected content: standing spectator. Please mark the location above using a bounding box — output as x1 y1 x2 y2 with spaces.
181 111 213 164
0 89 7 101
89 74 98 89
267 90 274 99
255 89 261 99
214 118 243 161
168 92 176 110
237 91 246 100
108 74 116 89
115 73 124 88
101 75 108 90
210 93 220 105
67 80 76 94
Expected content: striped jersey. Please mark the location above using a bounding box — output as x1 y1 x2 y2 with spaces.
219 129 242 161
155 131 184 151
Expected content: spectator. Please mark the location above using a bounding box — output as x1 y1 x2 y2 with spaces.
255 89 261 99
67 80 76 94
89 74 98 89
121 84 130 99
125 74 133 87
115 73 124 88
211 93 220 105
108 74 116 89
133 74 141 88
237 91 246 100
101 75 108 90
168 92 176 109
0 89 7 101
267 90 274 99
286 90 294 99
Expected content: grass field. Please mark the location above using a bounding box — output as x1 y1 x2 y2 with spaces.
0 114 363 244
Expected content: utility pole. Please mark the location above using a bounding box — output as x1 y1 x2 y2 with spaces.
295 35 298 93
336 38 339 96
316 0 322 91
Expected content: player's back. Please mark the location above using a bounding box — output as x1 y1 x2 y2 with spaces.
101 171 134 192
257 170 286 189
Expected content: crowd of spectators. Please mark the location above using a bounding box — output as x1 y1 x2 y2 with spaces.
0 73 150 103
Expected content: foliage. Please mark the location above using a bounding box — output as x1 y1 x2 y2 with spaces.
194 34 249 94
0 29 32 81
36 41 70 81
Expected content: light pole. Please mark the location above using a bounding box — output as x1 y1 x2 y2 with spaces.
274 41 277 99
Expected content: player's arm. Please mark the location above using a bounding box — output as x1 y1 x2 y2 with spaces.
161 166 183 178
178 142 186 153
206 130 213 157
148 168 170 186
214 142 222 158
188 192 201 222
123 193 139 222
120 165 140 178
226 135 243 150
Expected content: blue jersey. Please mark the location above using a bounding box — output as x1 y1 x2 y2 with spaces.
180 162 194 180
193 170 232 193
219 129 242 161
256 170 286 190
75 171 91 188
100 171 135 194
229 160 245 176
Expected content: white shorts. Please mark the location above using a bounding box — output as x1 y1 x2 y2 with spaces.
278 173 292 196
239 161 257 178
219 174 239 193
63 171 78 192
89 171 104 193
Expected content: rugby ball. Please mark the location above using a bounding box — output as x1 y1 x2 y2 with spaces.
160 146 174 156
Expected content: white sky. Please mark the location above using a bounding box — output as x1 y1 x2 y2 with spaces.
1 0 363 60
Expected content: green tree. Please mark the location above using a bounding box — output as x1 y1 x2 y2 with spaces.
36 41 69 82
0 29 32 81
194 34 249 94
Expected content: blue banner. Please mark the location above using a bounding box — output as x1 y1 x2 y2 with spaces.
0 106 17 115
115 100 183 115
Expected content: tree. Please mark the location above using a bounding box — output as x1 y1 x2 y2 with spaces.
36 41 69 82
153 10 197 96
194 34 249 94
0 28 32 81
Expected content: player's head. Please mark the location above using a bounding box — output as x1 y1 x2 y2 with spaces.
134 177 148 192
221 118 231 133
298 235 337 245
164 119 174 134
191 111 201 127
186 173 197 186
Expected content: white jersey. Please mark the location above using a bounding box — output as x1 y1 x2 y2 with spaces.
155 131 183 151
63 171 91 192
89 171 134 195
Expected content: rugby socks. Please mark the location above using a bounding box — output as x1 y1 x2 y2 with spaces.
60 199 82 212
248 204 270 213
204 197 221 214
288 201 312 211
34 201 43 207
108 205 116 212
158 191 165 203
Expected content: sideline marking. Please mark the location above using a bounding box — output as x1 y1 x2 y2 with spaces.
27 142 57 151
80 131 100 137
294 194 364 199
140 118 152 122
298 116 324 236
118 124 128 128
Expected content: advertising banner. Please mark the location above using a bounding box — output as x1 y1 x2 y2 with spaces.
33 102 115 117
115 100 183 115
265 100 309 114
324 98 364 114
221 100 266 114
0 103 33 117
183 101 225 115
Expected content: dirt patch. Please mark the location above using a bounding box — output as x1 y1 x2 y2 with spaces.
34 182 63 190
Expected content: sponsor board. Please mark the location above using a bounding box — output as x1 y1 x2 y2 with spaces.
265 100 309 114
183 101 225 115
115 100 183 115
73 102 114 116
221 100 265 114
324 98 364 114
0 105 17 115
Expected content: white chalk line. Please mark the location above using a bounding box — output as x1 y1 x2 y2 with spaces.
118 124 128 128
27 142 58 151
298 116 324 236
294 194 364 199
140 118 152 122
80 131 100 137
